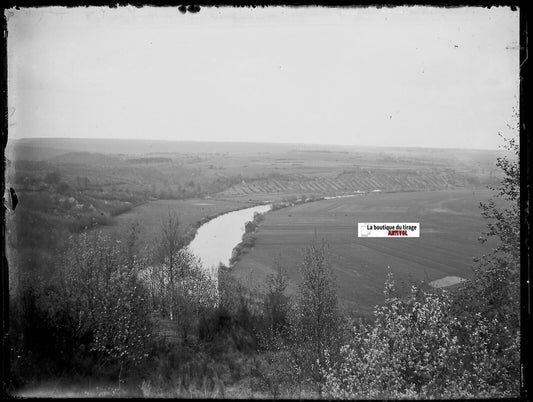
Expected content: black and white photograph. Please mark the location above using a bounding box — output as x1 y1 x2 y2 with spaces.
3 5 522 398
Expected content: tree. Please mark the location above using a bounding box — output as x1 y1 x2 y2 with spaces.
123 221 142 271
294 238 339 396
61 232 122 337
263 255 290 335
451 134 520 360
322 273 519 399
59 232 153 387
252 256 298 399
252 332 298 399
91 266 152 389
157 211 184 320
449 134 521 395
479 134 519 259
171 249 218 342
143 245 217 343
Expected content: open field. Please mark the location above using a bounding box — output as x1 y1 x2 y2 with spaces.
231 189 500 315
94 197 253 247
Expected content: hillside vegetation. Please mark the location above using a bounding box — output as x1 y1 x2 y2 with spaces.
5 138 519 398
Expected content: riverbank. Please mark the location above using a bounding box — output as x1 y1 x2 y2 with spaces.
225 191 371 269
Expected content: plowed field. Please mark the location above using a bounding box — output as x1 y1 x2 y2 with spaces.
231 189 501 315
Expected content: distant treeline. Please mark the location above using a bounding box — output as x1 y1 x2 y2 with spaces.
126 157 173 164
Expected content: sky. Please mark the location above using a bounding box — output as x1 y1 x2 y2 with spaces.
7 6 519 150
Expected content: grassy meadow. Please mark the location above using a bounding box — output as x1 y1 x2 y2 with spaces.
94 197 254 247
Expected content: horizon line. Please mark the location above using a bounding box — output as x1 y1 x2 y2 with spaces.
10 136 504 152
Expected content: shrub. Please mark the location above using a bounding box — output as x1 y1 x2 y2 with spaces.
252 333 298 399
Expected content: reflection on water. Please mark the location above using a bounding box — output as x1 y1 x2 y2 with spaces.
187 204 272 280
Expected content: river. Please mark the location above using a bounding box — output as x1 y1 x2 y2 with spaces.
186 192 369 282
186 194 366 280
187 204 272 280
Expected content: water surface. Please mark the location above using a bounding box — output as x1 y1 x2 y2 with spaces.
187 204 272 279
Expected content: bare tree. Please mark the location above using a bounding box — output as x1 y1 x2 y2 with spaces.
142 212 218 344
158 211 184 320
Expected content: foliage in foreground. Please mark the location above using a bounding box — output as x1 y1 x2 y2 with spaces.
321 273 519 399
9 136 520 398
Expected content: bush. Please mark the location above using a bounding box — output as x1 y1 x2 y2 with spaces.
252 335 297 399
